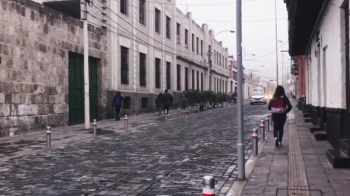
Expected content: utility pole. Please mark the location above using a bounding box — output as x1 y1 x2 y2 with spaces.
236 0 245 180
82 0 90 129
274 0 279 85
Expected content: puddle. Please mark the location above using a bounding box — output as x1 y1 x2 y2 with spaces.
0 140 45 156
86 129 115 135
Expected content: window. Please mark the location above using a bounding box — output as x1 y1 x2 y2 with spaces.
196 37 199 54
121 46 129 84
155 58 161 88
214 77 216 92
192 34 194 52
124 97 131 109
196 71 199 90
139 52 146 87
166 61 171 89
177 64 181 90
219 54 221 66
200 40 203 56
120 0 128 15
166 16 171 39
185 29 188 48
139 0 145 25
185 67 189 91
225 58 227 68
192 70 195 90
216 51 219 64
214 50 216 64
155 8 160 33
201 73 203 91
208 45 211 62
176 23 180 44
141 97 148 108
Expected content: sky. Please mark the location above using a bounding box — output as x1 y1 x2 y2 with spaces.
176 0 290 83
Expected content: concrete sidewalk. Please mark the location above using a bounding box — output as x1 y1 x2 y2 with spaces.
0 104 234 162
228 107 350 196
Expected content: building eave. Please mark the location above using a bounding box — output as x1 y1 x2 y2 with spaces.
285 0 327 56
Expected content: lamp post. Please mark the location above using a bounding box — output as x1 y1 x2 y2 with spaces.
236 0 245 180
207 30 235 91
278 40 283 86
275 0 279 85
281 50 290 88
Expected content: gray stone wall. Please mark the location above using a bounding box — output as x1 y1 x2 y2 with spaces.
0 0 109 136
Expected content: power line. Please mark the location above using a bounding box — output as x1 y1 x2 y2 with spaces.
244 42 288 61
88 15 206 63
242 8 285 42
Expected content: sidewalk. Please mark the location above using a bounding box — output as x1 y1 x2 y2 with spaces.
0 104 234 162
229 106 350 196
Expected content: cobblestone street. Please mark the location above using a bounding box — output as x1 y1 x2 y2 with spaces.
0 105 269 196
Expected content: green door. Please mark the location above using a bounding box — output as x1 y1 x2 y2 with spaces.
68 53 98 125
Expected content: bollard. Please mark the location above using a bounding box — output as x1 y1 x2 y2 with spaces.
165 112 168 122
265 117 269 132
202 176 215 196
46 126 51 149
197 105 200 113
93 119 97 138
124 115 128 131
260 120 265 141
178 107 181 117
252 132 258 156
205 103 208 111
189 106 192 115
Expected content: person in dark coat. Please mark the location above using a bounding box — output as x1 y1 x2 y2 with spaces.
268 85 292 147
112 91 125 121
155 92 163 115
162 89 173 114
232 91 237 104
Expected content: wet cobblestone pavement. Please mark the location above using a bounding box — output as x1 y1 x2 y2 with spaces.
0 104 268 196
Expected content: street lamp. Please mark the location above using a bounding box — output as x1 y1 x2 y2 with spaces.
242 47 256 57
207 30 235 91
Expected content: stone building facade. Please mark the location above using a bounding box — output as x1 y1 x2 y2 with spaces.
0 0 110 135
6 0 231 125
100 0 231 116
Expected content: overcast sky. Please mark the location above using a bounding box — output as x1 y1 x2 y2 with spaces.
176 0 289 83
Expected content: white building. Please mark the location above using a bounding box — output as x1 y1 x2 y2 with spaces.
34 0 231 115
285 0 350 169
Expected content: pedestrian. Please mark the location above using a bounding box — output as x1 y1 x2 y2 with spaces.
268 85 292 147
181 92 187 109
232 91 237 104
155 92 163 115
162 89 173 115
112 91 125 121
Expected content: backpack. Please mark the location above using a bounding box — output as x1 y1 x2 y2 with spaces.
114 97 122 106
271 96 286 114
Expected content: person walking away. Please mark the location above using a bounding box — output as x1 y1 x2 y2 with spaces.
181 92 187 109
232 91 237 104
162 89 173 115
268 85 292 147
112 91 125 121
155 92 163 115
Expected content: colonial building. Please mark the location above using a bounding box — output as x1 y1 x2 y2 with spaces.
0 0 110 135
33 0 231 117
285 0 350 168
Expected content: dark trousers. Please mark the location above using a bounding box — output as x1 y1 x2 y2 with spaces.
115 105 121 120
164 105 170 114
272 115 287 142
